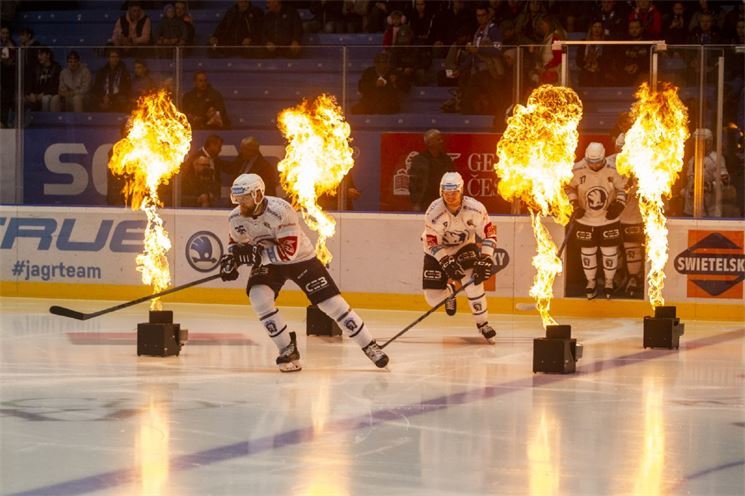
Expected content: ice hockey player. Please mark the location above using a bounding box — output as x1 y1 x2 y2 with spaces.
220 173 390 372
567 142 628 299
421 171 498 344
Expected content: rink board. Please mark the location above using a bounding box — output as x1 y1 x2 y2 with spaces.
0 206 743 321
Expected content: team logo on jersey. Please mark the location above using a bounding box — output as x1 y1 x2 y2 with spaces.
235 225 247 235
186 231 223 272
586 187 608 211
443 231 467 245
674 230 745 298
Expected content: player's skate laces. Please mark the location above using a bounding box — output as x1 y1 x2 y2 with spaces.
276 331 301 372
362 340 389 368
445 282 457 316
477 322 496 344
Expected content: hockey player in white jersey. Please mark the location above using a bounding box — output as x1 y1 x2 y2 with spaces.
567 142 627 299
683 128 730 217
421 172 498 344
219 173 390 372
607 132 644 298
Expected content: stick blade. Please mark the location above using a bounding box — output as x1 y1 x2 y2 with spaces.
49 305 88 320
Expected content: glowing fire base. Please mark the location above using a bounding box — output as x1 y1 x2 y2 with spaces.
137 310 188 357
533 325 583 374
643 306 685 350
306 305 341 337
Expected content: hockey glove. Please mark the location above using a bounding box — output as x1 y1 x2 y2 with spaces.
571 200 585 220
472 254 495 284
440 255 466 281
219 254 239 281
230 243 263 267
605 200 625 220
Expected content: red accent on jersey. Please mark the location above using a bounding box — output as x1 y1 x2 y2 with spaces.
484 222 496 239
277 236 298 261
426 234 439 248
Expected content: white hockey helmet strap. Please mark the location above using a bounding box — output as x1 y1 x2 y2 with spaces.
440 171 464 193
230 173 265 205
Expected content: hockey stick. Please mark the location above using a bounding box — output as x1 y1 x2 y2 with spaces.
381 278 476 349
49 273 223 321
514 214 578 311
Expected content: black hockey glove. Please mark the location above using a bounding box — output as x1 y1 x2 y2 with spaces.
230 243 263 267
440 255 466 281
571 200 585 219
219 254 239 281
605 200 625 220
472 254 494 284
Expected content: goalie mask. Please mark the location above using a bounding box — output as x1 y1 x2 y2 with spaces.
231 173 265 209
585 142 606 171
440 171 464 209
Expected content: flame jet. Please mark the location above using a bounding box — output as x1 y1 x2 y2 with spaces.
109 90 192 308
277 94 354 265
495 85 583 327
616 83 689 309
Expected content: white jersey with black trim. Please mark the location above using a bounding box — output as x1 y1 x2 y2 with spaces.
606 153 642 224
422 196 497 261
567 159 628 227
227 196 316 265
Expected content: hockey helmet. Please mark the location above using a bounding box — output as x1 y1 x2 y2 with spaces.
693 128 713 141
440 171 464 193
231 173 265 205
585 142 606 170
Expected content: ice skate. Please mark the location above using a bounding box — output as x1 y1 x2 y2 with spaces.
585 280 598 300
602 286 613 300
362 340 389 368
445 282 457 316
276 331 301 372
625 275 640 298
477 322 496 344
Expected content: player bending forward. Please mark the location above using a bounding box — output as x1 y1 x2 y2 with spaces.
421 172 498 344
220 173 390 372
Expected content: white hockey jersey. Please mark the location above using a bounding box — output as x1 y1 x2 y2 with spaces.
606 153 642 224
227 196 316 265
683 151 729 216
567 159 628 227
422 196 497 261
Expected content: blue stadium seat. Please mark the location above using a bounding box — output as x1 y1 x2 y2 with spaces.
28 112 126 128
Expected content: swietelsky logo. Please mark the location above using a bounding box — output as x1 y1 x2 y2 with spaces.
674 230 745 298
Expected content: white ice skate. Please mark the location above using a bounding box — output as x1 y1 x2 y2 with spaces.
362 340 389 368
276 332 302 372
478 322 497 344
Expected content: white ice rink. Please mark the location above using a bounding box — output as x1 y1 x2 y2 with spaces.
1 296 743 496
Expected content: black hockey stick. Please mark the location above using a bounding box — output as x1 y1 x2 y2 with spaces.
556 213 577 259
49 273 223 321
381 278 476 349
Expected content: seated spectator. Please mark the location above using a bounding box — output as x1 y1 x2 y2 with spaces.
17 26 41 72
51 50 91 112
181 155 223 208
181 70 230 129
174 1 195 44
228 136 281 196
1 25 16 127
382 9 407 47
628 0 661 40
515 0 547 43
304 1 345 34
687 0 722 35
262 0 303 58
366 1 392 33
576 20 611 87
431 0 476 57
209 0 263 57
688 12 721 44
130 59 156 106
111 1 152 52
530 14 564 86
389 24 420 89
593 0 628 40
342 0 368 34
92 49 131 112
663 1 689 45
351 51 405 114
407 0 435 47
24 47 61 112
156 3 188 46
459 6 504 114
615 19 649 86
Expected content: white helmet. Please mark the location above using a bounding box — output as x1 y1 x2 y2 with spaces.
230 173 265 205
585 142 606 170
440 171 464 194
693 128 713 141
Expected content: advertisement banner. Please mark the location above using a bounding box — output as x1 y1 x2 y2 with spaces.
379 132 615 213
674 229 745 299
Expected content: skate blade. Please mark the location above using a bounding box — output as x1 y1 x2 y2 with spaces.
278 361 302 373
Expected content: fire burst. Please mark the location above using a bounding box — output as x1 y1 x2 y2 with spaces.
616 83 689 309
277 94 354 265
109 90 192 308
495 85 583 327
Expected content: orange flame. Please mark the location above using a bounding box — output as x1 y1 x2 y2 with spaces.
615 83 689 309
277 94 354 265
109 90 192 307
495 85 583 327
